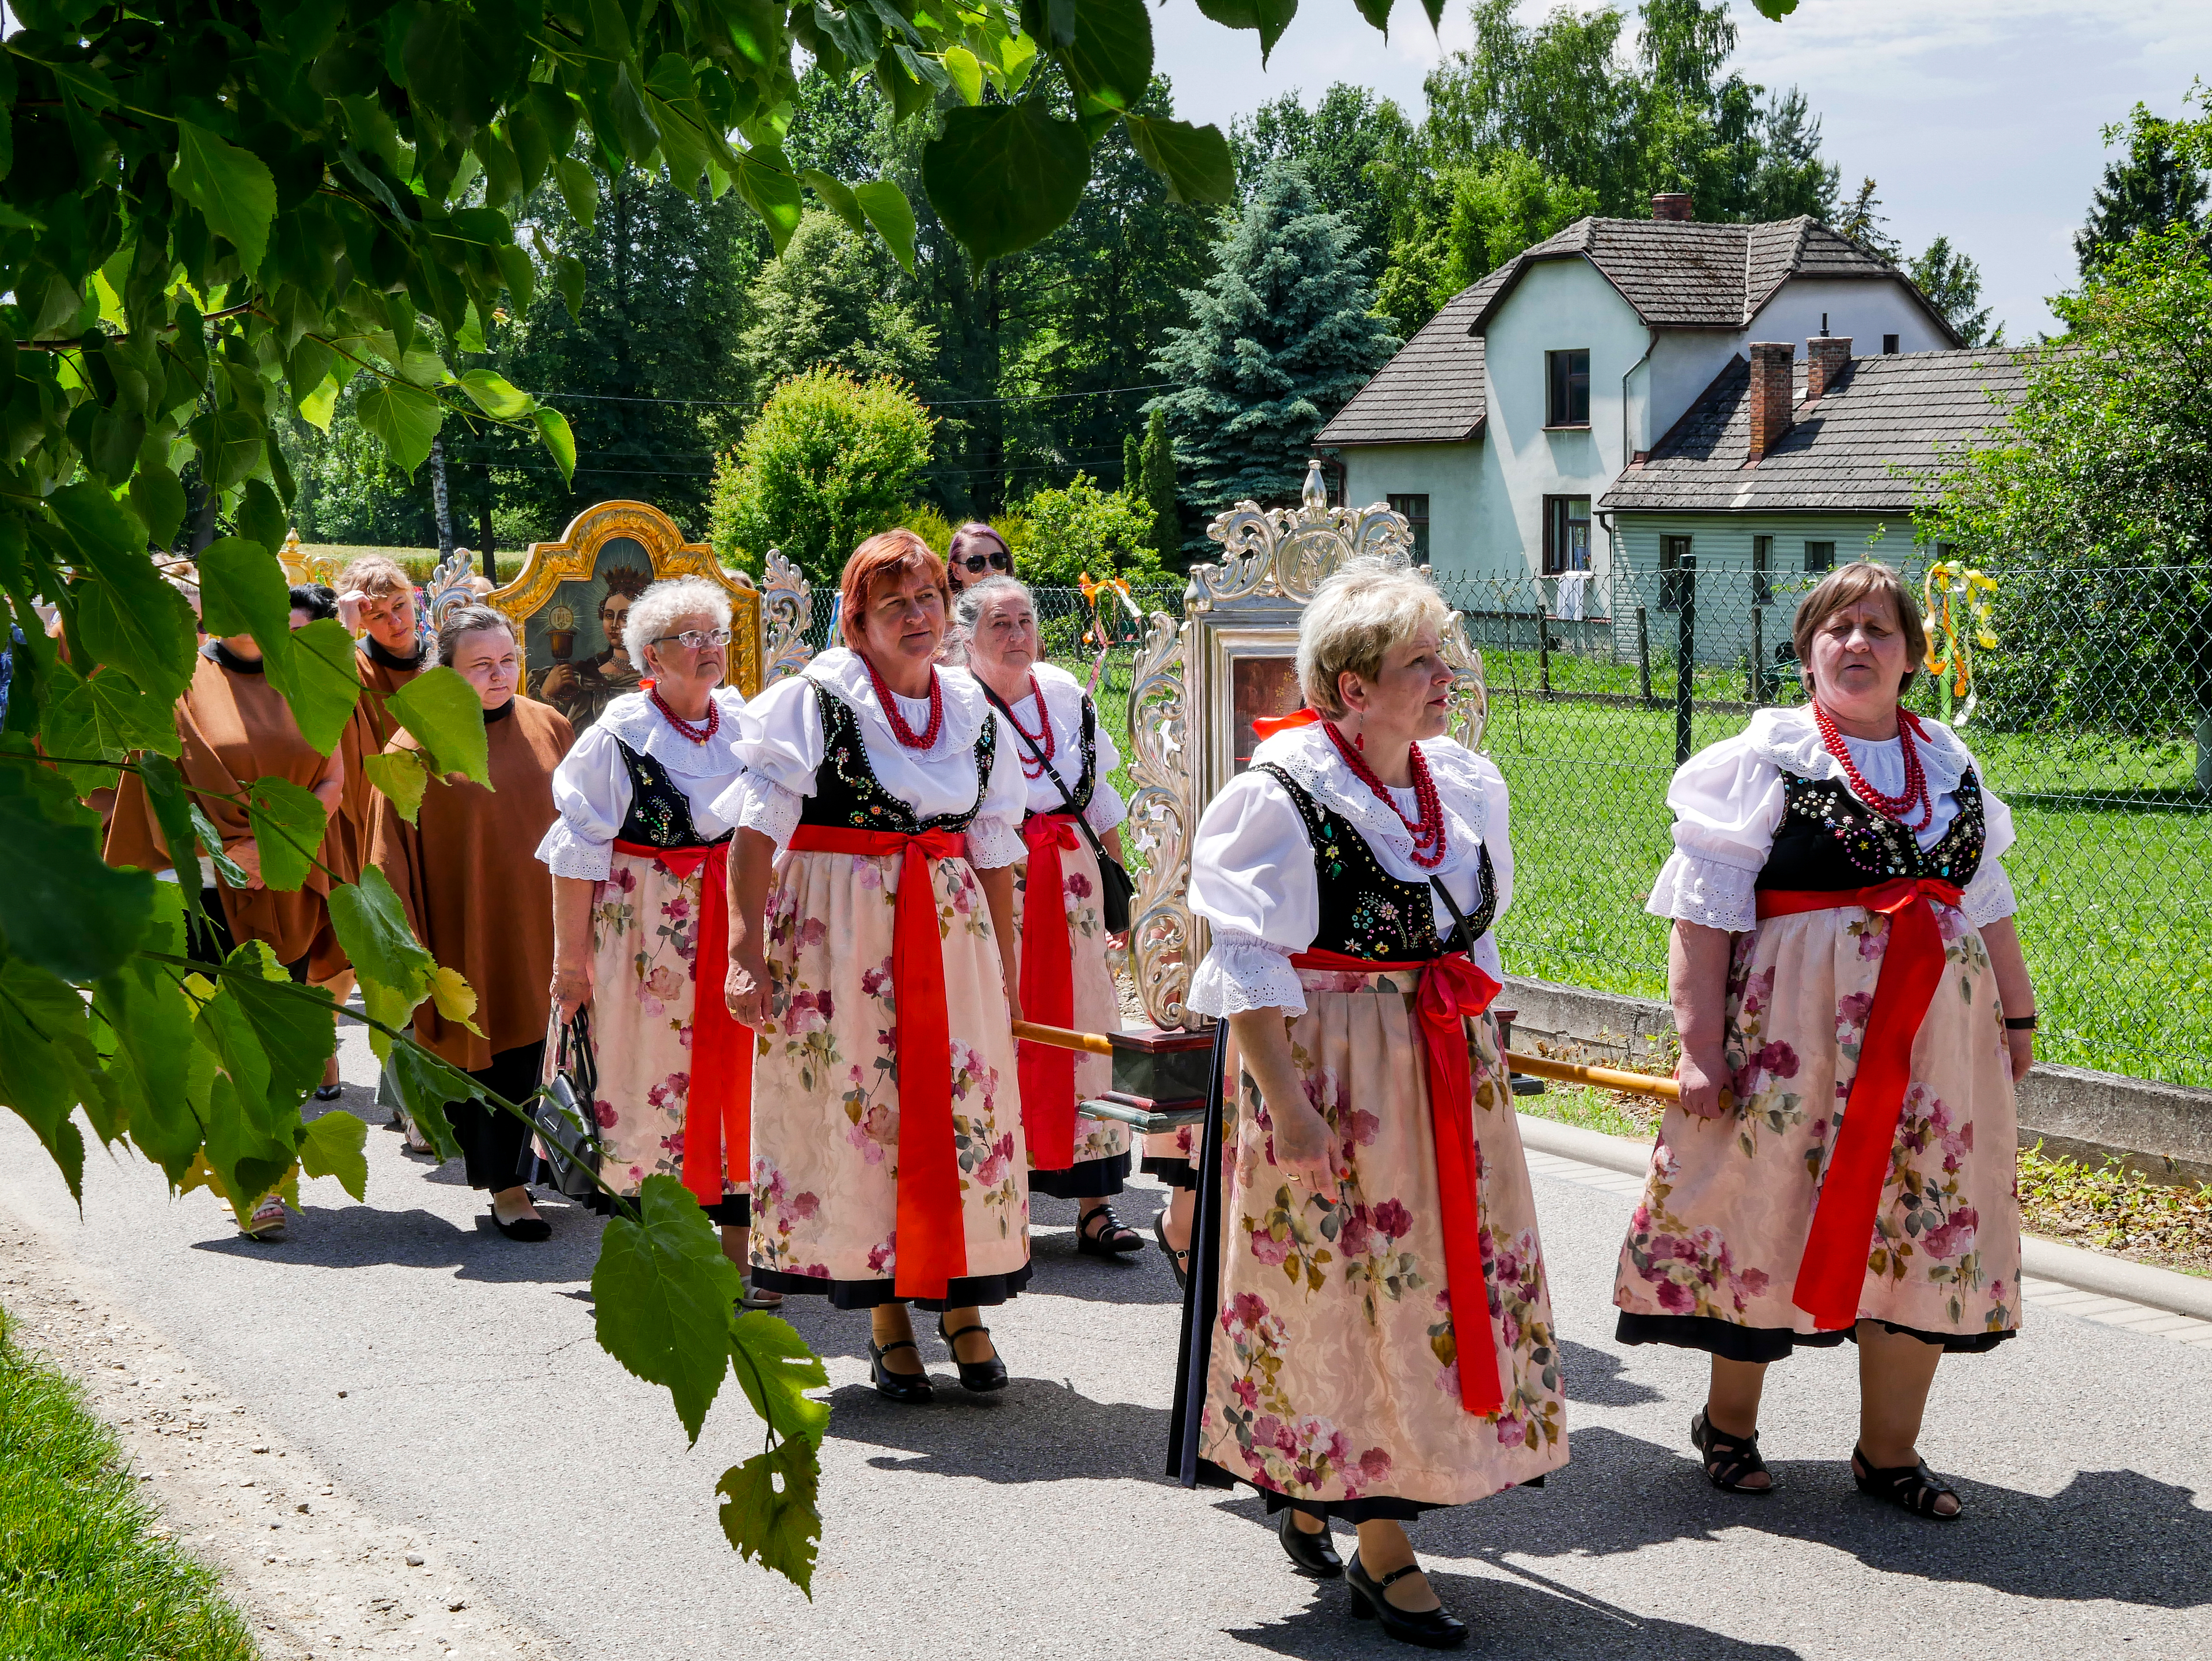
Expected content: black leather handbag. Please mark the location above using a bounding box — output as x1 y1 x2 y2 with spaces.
531 1007 605 1201
979 681 1138 934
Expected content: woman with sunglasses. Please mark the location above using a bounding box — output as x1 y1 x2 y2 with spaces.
937 523 1013 668
536 577 763 1293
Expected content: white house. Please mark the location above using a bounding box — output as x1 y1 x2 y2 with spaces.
1316 194 1961 589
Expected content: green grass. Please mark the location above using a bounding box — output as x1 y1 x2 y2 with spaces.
2017 1144 2212 1273
1514 1079 1667 1141
0 1310 259 1661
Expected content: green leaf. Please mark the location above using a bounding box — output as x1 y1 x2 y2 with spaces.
298 1106 368 1201
194 536 293 651
1059 0 1153 112
798 168 868 237
1122 116 1236 205
244 775 329 892
196 1071 296 1214
852 181 919 276
923 104 1092 262
593 1174 744 1443
382 1037 469 1160
942 45 984 107
730 1312 832 1447
555 255 586 321
130 461 186 549
0 750 153 979
219 950 334 1103
237 478 287 559
385 667 491 786
363 747 430 824
48 480 196 703
732 151 803 254
172 120 279 274
1751 0 1797 17
556 156 598 232
326 868 434 1009
458 369 533 419
40 665 177 793
493 243 537 312
94 896 201 1183
608 58 664 164
533 406 578 487
717 1439 821 1596
0 957 104 1199
1193 0 1301 62
355 379 444 474
188 410 268 489
134 755 211 926
264 618 363 756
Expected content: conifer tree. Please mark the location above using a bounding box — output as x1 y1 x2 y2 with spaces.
2077 104 2210 279
1148 163 1399 549
1140 408 1180 562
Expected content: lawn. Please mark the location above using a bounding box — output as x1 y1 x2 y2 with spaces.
0 1310 258 1661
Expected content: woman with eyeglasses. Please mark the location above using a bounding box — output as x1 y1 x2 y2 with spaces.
368 606 574 1239
956 576 1145 1259
718 529 1031 1403
536 577 764 1292
936 522 1014 668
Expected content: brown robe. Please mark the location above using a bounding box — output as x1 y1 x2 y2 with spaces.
334 638 426 886
366 695 574 1072
106 647 342 971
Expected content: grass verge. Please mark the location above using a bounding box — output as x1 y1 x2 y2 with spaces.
0 1307 259 1661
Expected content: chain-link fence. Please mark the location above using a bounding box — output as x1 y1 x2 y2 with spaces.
781 567 2212 1089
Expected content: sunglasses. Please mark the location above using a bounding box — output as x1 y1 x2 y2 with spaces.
956 550 1013 575
652 627 732 650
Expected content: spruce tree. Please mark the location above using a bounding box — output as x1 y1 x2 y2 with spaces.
2077 105 2209 279
1148 162 1400 550
1140 407 1179 562
1124 427 1145 496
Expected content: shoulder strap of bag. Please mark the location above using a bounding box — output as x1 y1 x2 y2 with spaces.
978 678 1118 872
1429 875 1482 960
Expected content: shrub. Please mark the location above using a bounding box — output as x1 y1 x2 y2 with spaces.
1016 475 1170 589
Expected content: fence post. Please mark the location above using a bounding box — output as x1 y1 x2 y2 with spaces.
1537 597 1551 696
1748 606 1763 706
1675 572 1696 767
1636 606 1652 705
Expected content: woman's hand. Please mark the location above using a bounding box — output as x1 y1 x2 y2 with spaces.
1676 1042 1733 1119
1001 973 1024 1029
725 948 771 1030
552 960 594 1021
2005 1027 2033 1082
1270 1100 1337 1185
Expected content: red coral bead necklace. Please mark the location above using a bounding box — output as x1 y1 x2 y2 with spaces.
864 653 945 749
649 686 719 744
1812 698 1934 831
1323 719 1448 868
1006 672 1056 778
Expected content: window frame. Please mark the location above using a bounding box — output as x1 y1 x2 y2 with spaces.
1752 534 1773 606
1803 540 1835 575
1659 533 1695 612
1387 493 1431 565
1546 348 1592 428
1541 494 1593 576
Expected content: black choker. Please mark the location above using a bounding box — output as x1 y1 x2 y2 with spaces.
364 635 423 672
483 697 516 725
206 641 265 675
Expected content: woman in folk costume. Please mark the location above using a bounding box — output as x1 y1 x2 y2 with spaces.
1614 561 2035 1521
1172 558 1565 1648
368 606 574 1240
719 531 1031 1403
535 577 760 1287
956 576 1145 1258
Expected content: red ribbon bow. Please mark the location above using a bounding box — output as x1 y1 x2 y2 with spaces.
1249 706 1321 742
1755 876 1964 1329
1289 948 1506 1416
787 823 973 1300
1017 812 1085 1170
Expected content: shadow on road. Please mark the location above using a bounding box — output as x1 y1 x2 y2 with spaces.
190 1189 602 1288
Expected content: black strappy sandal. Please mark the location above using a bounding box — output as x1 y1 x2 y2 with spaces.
1851 1447 1963 1520
1153 1212 1190 1291
1076 1204 1145 1257
1690 1409 1775 1493
866 1338 933 1405
934 1316 1009 1393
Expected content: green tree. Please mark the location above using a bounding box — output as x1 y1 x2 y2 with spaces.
1150 164 1400 543
1017 474 1168 588
1836 177 1903 264
1139 406 1179 561
737 210 937 408
2077 100 2211 279
709 369 935 580
1230 85 1415 267
1907 236 1999 347
1376 152 1599 338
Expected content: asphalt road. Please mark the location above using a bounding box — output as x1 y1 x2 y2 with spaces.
3 1012 2208 1661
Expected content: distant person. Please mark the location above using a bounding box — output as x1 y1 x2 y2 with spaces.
936 523 1013 668
1616 560 2035 1521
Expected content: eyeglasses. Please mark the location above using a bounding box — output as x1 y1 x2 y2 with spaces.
956 550 1013 575
653 627 733 650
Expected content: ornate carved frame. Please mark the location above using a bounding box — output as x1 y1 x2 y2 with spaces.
1126 463 1489 1030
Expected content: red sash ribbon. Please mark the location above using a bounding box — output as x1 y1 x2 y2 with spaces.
612 839 753 1212
1017 812 1083 1169
1288 947 1506 1416
787 823 972 1300
1755 877 1964 1329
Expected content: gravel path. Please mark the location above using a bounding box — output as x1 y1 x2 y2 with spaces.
2 1013 2208 1661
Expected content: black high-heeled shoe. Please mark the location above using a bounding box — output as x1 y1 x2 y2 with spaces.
1154 1212 1190 1292
866 1338 934 1405
1275 1507 1343 1579
1344 1555 1468 1649
934 1316 1009 1393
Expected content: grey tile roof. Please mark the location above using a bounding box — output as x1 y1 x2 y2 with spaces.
1315 266 1505 445
1597 348 2032 513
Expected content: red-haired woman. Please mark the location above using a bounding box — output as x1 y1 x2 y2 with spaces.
719 530 1031 1403
1614 561 2034 1520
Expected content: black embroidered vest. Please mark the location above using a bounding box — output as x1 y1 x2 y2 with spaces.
1258 765 1496 962
1021 695 1099 819
615 741 728 849
1755 769 1987 893
796 684 997 834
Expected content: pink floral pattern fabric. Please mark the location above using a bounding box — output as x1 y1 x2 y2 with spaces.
1013 833 1131 1174
1199 968 1568 1509
1612 903 2021 1339
749 847 1031 1287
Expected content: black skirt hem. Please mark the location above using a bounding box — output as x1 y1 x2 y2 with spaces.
751 1261 1033 1312
1141 1155 1199 1191
578 1188 751 1228
1195 1459 1518 1524
1615 1310 2017 1361
1028 1152 1131 1200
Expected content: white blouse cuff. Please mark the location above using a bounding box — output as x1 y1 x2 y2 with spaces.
1961 859 2018 928
1186 930 1307 1018
729 774 804 853
537 818 612 881
1084 781 1129 836
1646 848 1758 933
965 816 1025 870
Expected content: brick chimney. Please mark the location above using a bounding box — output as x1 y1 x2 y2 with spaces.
1805 335 1851 402
1650 192 1694 222
1746 342 1795 464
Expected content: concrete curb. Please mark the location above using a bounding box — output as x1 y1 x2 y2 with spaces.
1516 1110 2212 1325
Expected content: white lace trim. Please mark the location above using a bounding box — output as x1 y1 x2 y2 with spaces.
1244 723 1491 884
1187 929 1306 1017
1646 848 1758 932
1961 859 2017 926
591 686 752 782
726 773 803 853
965 815 1024 869
1085 779 1129 835
804 646 990 763
1743 705 1974 804
536 818 612 881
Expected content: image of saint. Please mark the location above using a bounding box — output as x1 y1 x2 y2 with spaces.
528 561 652 729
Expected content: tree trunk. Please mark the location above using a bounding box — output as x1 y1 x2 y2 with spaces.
478 492 497 587
430 434 454 557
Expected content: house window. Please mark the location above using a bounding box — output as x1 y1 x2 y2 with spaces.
1387 494 1431 564
1752 535 1773 606
1660 534 1695 611
1543 496 1592 575
1546 349 1590 426
1882 334 1900 355
1804 540 1835 574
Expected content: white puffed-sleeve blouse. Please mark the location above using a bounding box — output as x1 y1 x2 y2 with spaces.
533 687 752 880
711 647 1028 869
1185 722 1514 1018
992 661 1128 833
1646 706 2018 934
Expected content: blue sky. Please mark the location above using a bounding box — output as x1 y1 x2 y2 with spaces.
1150 0 2212 339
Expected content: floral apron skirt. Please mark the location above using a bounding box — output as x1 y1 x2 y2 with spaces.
1172 965 1569 1519
1014 831 1132 1197
1612 903 2021 1355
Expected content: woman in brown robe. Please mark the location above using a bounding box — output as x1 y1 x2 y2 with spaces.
368 604 574 1240
332 555 427 895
